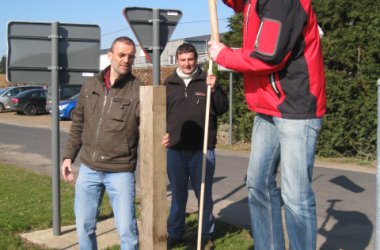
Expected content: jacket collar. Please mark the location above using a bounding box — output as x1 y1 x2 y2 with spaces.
167 66 205 85
98 65 134 88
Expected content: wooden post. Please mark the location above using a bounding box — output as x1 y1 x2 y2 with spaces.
139 85 167 250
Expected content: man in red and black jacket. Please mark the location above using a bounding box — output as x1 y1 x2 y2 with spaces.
209 0 326 249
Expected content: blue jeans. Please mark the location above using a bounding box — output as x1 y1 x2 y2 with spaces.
247 114 322 250
167 149 215 240
74 164 139 250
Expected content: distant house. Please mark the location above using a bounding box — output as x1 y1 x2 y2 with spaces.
100 34 212 70
99 49 110 70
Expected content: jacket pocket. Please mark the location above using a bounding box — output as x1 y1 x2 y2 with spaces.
97 132 130 163
84 89 100 114
108 97 131 121
193 91 207 106
104 97 132 133
97 144 130 163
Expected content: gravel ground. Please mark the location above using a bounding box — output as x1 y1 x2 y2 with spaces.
0 111 72 131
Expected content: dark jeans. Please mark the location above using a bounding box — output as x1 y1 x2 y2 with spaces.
167 149 216 240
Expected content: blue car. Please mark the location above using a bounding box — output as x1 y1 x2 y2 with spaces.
58 94 78 120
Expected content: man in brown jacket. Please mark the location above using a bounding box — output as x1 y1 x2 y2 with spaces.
61 36 141 250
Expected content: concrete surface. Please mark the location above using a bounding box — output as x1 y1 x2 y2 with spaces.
20 218 119 250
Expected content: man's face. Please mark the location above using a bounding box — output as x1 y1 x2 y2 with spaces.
108 42 136 78
177 52 197 75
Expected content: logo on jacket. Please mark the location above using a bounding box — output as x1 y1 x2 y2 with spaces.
195 92 206 97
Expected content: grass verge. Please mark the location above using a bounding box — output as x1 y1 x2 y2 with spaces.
0 163 112 249
217 142 376 169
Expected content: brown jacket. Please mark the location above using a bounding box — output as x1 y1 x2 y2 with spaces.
63 66 141 172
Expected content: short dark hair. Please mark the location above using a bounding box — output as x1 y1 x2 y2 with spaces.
110 36 135 52
175 43 198 60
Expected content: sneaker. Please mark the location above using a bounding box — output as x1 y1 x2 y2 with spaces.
201 239 214 250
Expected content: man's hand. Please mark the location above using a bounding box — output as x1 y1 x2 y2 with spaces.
162 133 170 148
207 73 217 92
208 40 226 61
61 158 74 182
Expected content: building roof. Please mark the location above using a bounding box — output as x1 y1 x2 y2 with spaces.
183 34 211 42
100 48 109 54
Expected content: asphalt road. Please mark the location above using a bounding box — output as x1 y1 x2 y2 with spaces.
0 122 376 249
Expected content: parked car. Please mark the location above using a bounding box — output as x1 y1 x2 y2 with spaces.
58 93 79 120
10 89 48 116
45 84 82 113
0 85 44 113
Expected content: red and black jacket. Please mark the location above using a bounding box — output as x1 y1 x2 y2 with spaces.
218 0 326 119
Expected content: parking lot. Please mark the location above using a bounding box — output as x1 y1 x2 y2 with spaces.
0 111 72 131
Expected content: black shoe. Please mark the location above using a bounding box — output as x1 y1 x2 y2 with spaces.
167 236 186 248
201 239 214 250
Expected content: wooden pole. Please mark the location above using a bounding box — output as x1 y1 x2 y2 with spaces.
139 85 167 250
197 0 220 249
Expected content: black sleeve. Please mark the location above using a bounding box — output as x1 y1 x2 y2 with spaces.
211 80 229 116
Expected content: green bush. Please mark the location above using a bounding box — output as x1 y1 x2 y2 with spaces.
314 0 379 160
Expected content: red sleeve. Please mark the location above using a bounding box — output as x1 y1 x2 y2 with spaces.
222 0 245 12
216 47 290 75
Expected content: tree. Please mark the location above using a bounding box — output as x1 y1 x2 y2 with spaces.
313 0 380 159
0 56 5 74
217 14 255 142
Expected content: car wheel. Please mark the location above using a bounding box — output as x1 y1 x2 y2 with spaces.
69 109 75 120
0 103 4 113
24 104 37 116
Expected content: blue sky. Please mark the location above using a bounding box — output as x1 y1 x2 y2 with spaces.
1 0 235 57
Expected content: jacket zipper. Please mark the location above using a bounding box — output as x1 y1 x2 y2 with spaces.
107 97 114 115
245 2 251 37
270 73 281 98
92 92 109 160
255 21 264 48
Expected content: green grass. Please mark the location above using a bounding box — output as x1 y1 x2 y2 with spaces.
0 163 113 249
217 142 376 168
170 213 253 250
0 163 253 249
315 156 375 167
